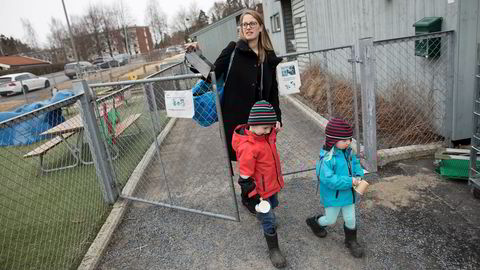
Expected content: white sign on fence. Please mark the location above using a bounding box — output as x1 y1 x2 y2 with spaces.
164 90 194 118
276 60 301 95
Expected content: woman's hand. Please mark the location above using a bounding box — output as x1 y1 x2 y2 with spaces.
275 121 283 132
185 42 199 53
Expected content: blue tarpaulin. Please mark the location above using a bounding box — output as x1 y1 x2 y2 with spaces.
0 91 75 147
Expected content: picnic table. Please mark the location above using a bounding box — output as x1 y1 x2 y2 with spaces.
24 102 141 173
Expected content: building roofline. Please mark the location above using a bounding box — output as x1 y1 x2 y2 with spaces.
190 8 246 37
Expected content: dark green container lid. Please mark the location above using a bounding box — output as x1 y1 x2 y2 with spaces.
413 17 443 31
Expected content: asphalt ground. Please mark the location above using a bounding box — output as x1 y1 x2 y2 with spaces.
96 99 480 270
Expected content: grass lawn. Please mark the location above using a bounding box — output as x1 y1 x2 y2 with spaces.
0 96 166 269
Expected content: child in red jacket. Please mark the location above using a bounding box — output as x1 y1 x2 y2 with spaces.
232 100 286 269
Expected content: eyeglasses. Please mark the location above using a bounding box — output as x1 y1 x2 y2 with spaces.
241 21 258 29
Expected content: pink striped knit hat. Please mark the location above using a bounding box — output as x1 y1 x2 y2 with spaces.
325 118 353 148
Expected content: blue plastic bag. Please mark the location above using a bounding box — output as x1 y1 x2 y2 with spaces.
192 77 225 127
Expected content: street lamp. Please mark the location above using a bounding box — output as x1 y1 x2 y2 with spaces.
185 18 190 43
61 0 80 78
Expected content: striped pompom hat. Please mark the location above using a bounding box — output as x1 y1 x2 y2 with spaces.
247 100 277 126
325 118 353 148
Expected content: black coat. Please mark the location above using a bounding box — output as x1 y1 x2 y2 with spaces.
213 40 283 161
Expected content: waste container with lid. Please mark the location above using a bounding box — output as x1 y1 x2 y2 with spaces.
413 17 443 58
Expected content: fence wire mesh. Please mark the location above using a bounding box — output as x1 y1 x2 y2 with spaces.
0 96 110 269
373 32 453 149
89 63 239 220
294 46 357 126
280 46 361 174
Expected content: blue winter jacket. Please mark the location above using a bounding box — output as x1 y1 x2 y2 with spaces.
315 147 364 207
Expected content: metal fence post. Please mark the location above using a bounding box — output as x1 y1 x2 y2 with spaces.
349 46 361 159
444 32 456 144
74 80 118 204
143 83 160 133
322 51 333 118
358 38 378 172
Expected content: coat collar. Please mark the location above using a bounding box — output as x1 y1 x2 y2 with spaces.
236 39 283 66
234 124 277 142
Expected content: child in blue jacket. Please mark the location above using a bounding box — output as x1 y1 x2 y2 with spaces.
306 118 365 258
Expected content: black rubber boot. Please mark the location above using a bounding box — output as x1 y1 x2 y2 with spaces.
305 215 327 238
344 224 364 258
264 231 287 268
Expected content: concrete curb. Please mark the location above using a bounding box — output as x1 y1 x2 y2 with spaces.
284 95 363 154
377 143 443 167
284 95 443 168
78 117 177 270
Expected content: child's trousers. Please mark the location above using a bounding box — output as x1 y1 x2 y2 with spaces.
256 194 279 234
318 204 356 229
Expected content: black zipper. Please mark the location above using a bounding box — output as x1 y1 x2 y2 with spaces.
344 151 352 177
335 190 339 199
266 136 281 188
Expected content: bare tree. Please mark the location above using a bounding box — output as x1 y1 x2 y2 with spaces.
114 0 133 54
84 3 105 57
101 6 120 57
47 17 68 62
171 9 189 33
144 0 167 46
194 10 209 31
21 18 39 50
221 0 242 18
242 0 259 9
71 16 94 61
209 1 225 22
187 2 201 24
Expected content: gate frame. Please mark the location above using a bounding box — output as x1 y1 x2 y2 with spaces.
84 71 241 222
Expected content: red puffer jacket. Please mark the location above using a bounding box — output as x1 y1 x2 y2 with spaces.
231 124 284 199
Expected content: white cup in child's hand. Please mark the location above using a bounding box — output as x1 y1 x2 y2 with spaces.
255 198 271 213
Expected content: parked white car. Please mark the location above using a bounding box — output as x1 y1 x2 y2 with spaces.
0 72 50 97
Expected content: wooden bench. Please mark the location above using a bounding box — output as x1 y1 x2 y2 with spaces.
114 113 141 136
24 132 75 158
24 132 78 173
103 113 142 158
24 113 142 173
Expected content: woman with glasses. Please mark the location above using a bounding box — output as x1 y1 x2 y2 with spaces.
187 9 285 268
188 9 283 160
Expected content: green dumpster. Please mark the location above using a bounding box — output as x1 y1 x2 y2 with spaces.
413 17 443 58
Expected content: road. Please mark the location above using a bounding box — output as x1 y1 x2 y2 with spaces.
0 55 180 111
0 71 69 104
45 71 70 86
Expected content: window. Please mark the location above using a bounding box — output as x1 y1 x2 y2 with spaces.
270 13 281 33
15 75 30 81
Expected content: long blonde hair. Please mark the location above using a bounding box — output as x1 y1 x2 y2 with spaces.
239 9 274 63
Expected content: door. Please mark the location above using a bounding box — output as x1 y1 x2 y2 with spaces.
16 74 29 92
281 0 296 53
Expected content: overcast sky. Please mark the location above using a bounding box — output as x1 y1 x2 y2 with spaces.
0 0 219 47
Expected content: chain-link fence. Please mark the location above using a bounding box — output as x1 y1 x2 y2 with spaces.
279 31 455 172
279 45 362 173
0 61 199 269
88 64 239 221
372 31 454 149
0 94 110 269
